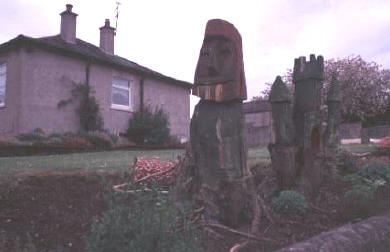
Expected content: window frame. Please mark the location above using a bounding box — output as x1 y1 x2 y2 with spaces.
0 63 6 108
111 78 132 111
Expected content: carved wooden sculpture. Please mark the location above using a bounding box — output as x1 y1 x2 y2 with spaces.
190 19 248 227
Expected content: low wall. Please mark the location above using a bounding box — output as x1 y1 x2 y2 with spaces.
276 211 390 252
363 125 390 139
245 124 272 147
361 125 390 144
340 123 362 139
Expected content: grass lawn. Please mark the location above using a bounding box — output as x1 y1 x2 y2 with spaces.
0 147 271 177
0 149 184 177
340 143 378 154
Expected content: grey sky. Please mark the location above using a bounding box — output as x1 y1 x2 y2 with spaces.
1 0 390 114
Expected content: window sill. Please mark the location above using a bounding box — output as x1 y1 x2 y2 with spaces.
0 104 5 109
111 105 133 112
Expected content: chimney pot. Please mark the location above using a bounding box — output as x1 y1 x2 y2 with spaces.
99 19 116 54
66 4 73 12
60 4 78 43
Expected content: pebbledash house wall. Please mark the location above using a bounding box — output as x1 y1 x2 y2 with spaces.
0 46 190 139
0 50 22 137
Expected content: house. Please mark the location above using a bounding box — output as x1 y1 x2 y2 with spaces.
0 4 191 141
243 100 274 147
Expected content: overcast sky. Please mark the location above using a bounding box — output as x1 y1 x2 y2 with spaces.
1 0 390 115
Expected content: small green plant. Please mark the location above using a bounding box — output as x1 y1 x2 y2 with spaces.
272 190 308 215
84 182 201 252
127 107 171 145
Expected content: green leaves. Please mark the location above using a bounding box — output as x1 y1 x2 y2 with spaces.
272 190 308 215
127 107 171 145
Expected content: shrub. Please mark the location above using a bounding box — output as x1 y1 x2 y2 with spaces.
272 190 308 215
336 148 357 174
102 129 119 144
81 131 113 148
343 184 375 218
342 161 390 218
127 107 171 145
344 184 374 204
17 128 47 142
45 136 63 145
357 160 390 183
84 185 201 252
63 135 92 148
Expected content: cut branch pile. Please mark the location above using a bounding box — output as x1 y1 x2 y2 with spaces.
133 157 177 185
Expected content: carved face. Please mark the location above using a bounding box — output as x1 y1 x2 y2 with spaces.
195 36 237 86
192 19 247 102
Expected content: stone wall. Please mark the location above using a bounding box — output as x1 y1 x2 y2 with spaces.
244 111 273 147
339 122 362 139
363 125 390 139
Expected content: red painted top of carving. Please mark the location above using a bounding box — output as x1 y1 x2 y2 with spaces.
204 19 243 67
201 19 246 101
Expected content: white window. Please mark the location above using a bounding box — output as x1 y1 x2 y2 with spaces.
111 78 132 111
0 63 6 107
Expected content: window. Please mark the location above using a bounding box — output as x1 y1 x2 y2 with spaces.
111 78 132 110
0 63 6 107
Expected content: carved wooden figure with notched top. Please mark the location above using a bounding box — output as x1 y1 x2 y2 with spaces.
193 19 247 102
190 19 249 227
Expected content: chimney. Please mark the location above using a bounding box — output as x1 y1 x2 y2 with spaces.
60 4 78 43
99 19 116 54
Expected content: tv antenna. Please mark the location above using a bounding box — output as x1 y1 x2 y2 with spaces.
115 2 121 31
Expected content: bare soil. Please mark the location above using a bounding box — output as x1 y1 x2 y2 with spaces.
0 155 389 252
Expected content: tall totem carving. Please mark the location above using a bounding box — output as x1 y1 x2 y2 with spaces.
293 55 325 194
269 55 341 196
190 19 248 226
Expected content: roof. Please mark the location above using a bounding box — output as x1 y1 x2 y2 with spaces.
243 100 271 114
0 34 192 89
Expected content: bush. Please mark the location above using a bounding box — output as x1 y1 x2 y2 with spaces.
343 184 375 218
272 190 308 215
84 184 201 252
127 107 171 145
17 128 47 142
63 135 92 148
357 161 390 183
342 161 390 219
344 184 374 204
336 149 357 174
81 131 113 148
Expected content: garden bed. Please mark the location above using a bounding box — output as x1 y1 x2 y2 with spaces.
0 152 389 251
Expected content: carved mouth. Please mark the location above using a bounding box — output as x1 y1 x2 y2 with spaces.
195 76 234 85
